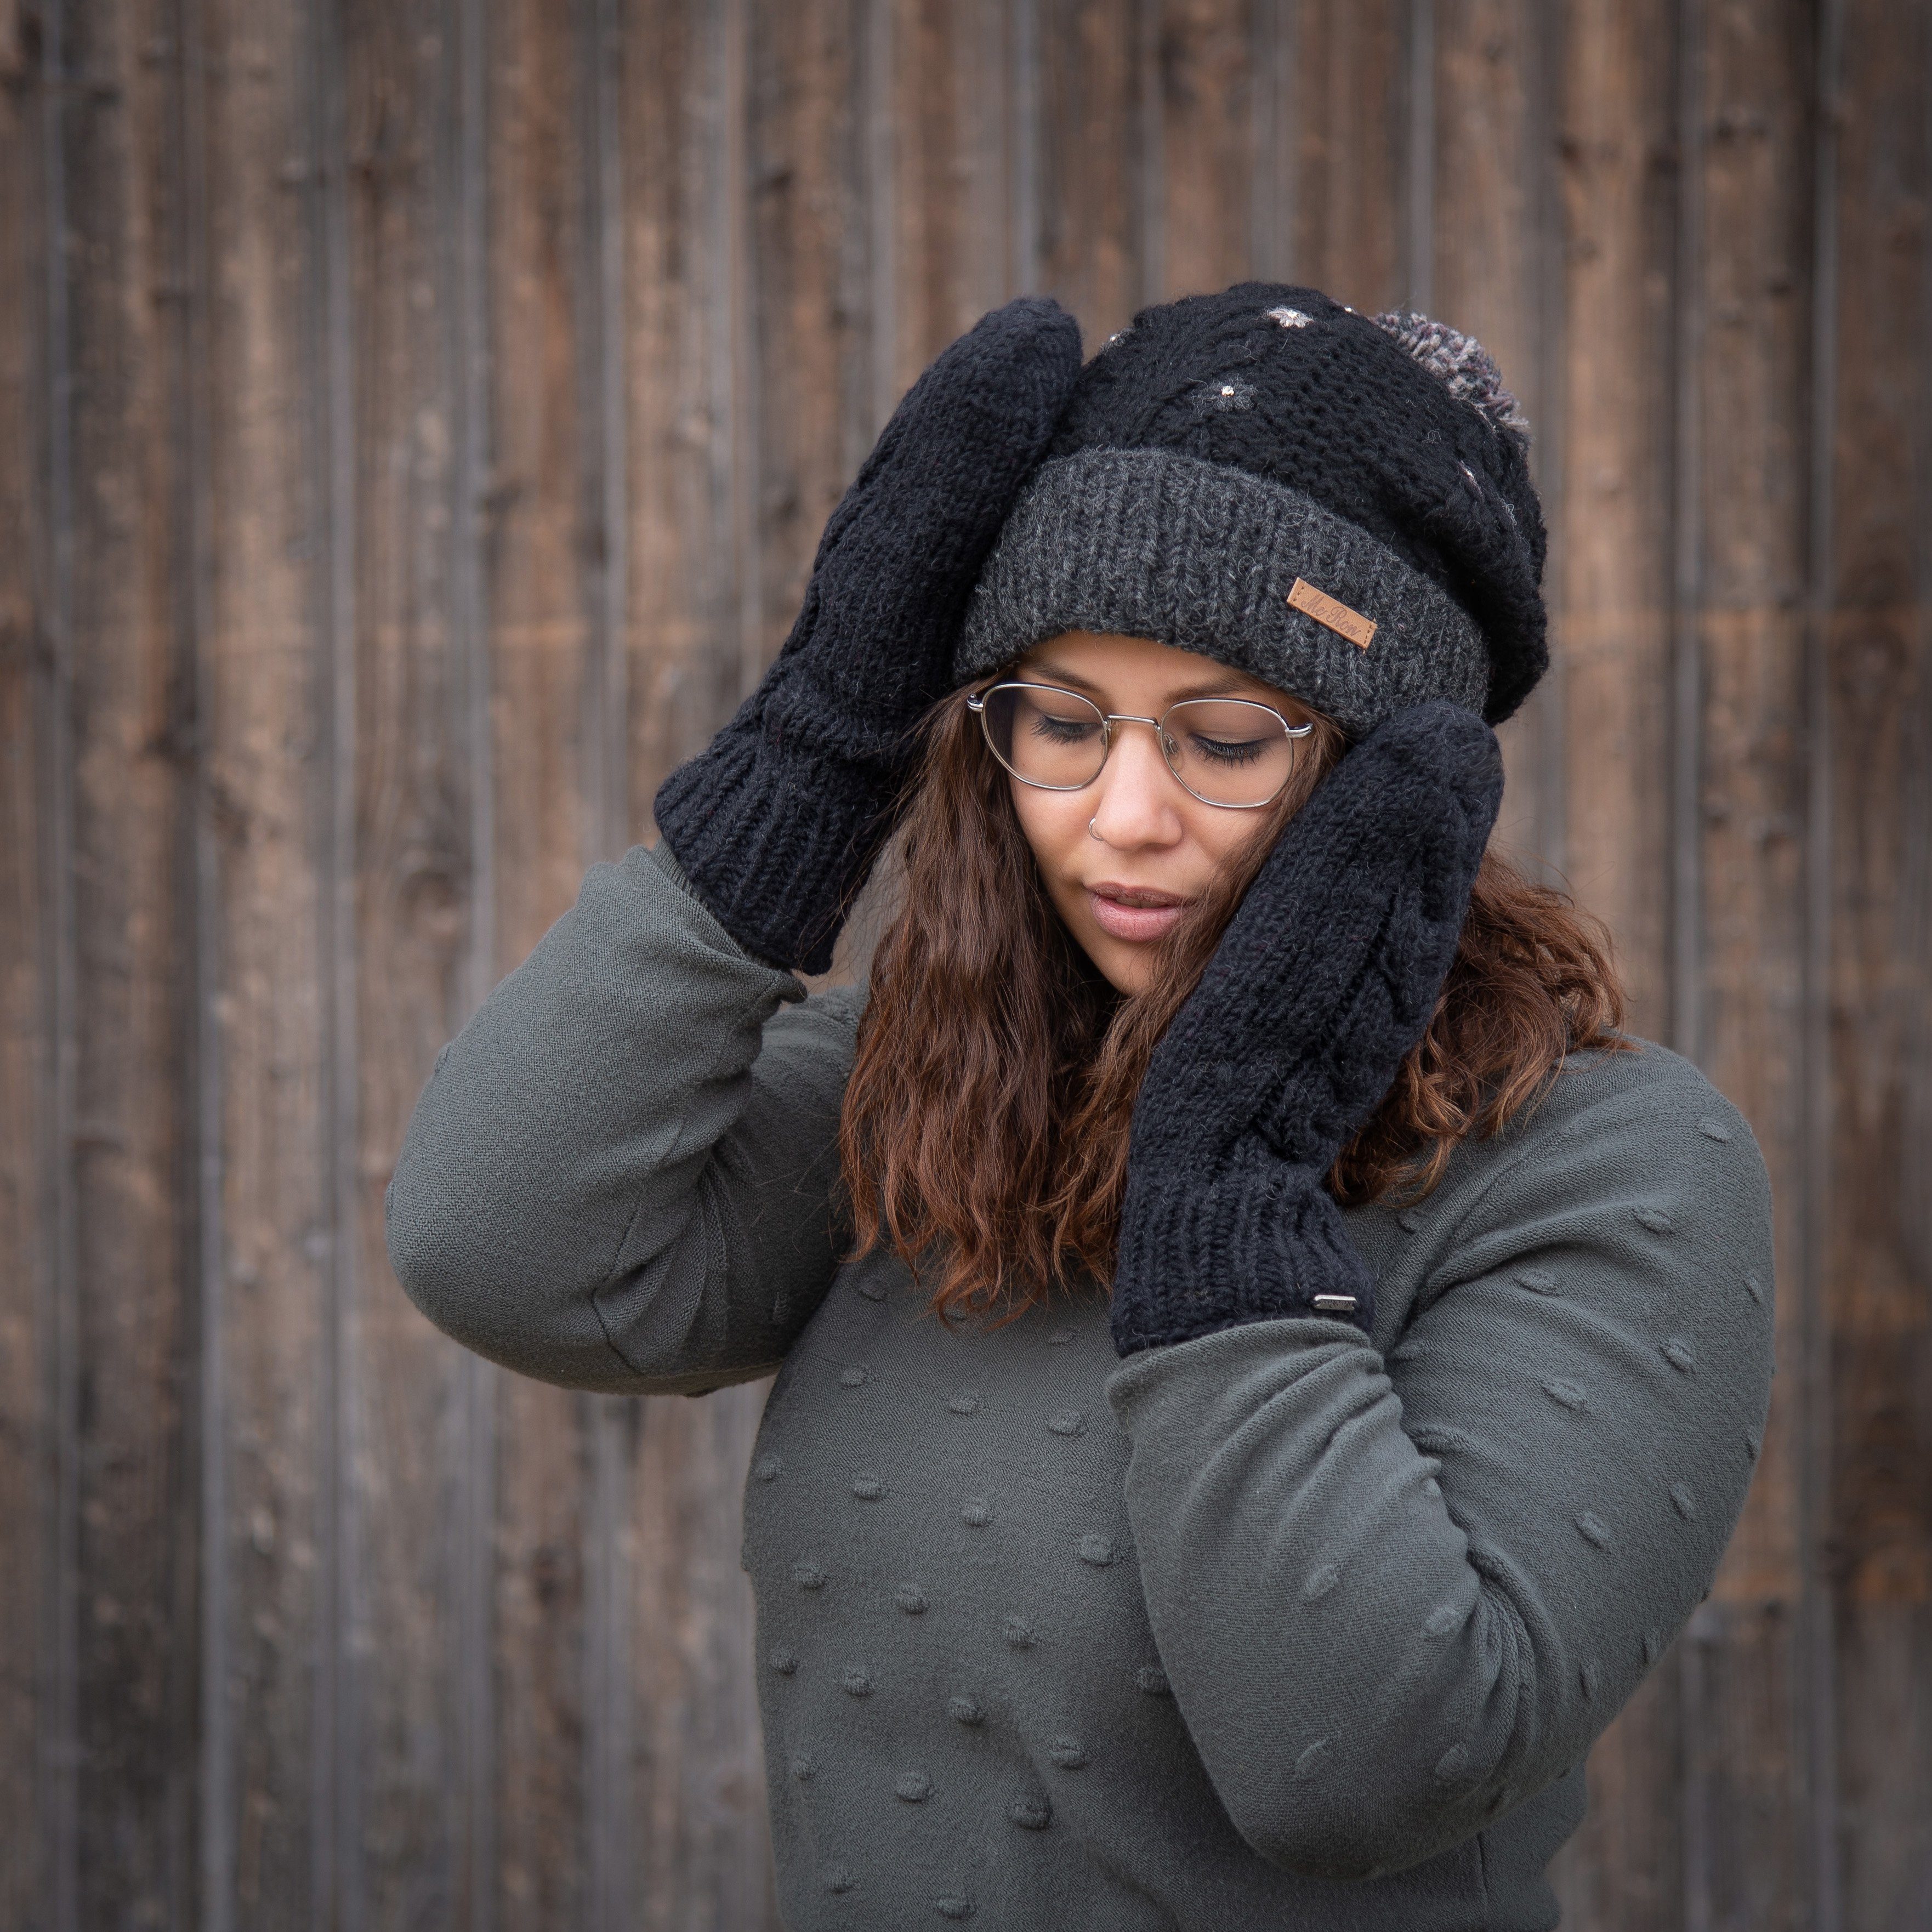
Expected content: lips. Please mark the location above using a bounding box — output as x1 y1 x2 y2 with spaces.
1086 883 1190 944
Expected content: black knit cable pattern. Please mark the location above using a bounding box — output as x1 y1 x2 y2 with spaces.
1049 283 1548 724
1110 702 1505 1356
653 297 1083 974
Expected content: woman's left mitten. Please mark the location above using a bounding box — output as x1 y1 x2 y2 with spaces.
654 297 1082 973
1110 701 1504 1356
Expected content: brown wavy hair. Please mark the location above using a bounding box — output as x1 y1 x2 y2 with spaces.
838 685 1628 1320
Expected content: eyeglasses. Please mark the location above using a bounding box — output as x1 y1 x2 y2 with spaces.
967 680 1315 809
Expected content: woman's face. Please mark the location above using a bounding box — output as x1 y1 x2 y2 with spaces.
1000 630 1319 996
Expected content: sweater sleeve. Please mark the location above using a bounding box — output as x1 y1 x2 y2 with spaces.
1103 1053 1775 1882
384 843 860 1394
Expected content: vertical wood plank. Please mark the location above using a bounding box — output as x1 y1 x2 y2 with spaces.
1152 0 1257 302
887 0 1014 386
1679 1 1820 1926
1288 0 1408 312
57 0 204 1920
338 0 480 1918
1429 0 1565 883
1548 0 1679 1039
304 1 363 1919
446 2 499 1923
1036 0 1144 342
746 0 864 673
1543 2 1687 1922
0 3 62 1924
1248 0 1297 280
481 0 605 1921
191 0 346 1920
1823 1 1932 1923
625 0 781 1923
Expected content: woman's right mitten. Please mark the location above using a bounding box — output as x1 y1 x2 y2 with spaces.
653 296 1083 974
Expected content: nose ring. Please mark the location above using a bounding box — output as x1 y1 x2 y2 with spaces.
1088 817 1103 841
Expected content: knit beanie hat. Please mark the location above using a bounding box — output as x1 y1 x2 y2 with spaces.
953 282 1547 736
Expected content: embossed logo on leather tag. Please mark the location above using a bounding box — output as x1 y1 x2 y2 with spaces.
1287 577 1377 650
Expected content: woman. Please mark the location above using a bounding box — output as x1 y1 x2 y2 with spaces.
388 286 1774 1929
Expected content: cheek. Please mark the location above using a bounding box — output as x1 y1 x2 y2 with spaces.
1008 781 1090 876
1191 804 1263 871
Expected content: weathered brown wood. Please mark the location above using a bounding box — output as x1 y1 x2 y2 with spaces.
624 3 780 1925
189 0 344 1919
1429 0 1565 888
747 0 862 674
1288 0 1407 313
1541 4 1687 1925
482 0 604 1923
1680 0 1819 1925
338 0 482 1917
8 7 1932 1925
1549 0 1679 1041
1036 0 1145 344
1154 0 1257 302
887 0 1014 385
0 3 58 1923
1823 2 1931 1924
54 0 204 1922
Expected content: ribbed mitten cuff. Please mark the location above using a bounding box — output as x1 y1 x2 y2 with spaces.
652 711 897 976
1110 1157 1376 1355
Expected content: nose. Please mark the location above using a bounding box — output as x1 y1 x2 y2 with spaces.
1087 719 1184 850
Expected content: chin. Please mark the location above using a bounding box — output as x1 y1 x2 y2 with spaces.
1087 937 1153 997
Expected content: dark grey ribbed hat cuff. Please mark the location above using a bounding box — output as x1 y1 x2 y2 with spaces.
954 447 1490 737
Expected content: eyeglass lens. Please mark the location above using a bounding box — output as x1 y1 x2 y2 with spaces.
976 683 1299 808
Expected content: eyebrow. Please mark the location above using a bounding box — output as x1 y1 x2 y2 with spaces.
1024 657 1276 706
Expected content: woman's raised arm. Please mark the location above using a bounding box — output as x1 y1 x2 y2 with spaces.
384 842 859 1394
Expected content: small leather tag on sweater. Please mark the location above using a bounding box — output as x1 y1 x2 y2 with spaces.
1287 578 1377 650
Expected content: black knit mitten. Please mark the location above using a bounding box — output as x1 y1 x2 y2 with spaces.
1110 701 1504 1355
654 297 1082 973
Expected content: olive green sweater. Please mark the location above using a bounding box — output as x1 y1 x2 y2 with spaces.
386 844 1774 1931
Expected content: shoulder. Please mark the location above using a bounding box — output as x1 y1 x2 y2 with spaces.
1506 1033 1751 1140
1445 1033 1765 1211
1347 1035 1774 1336
1410 1034 1774 1311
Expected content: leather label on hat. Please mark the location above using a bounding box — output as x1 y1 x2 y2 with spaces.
1287 577 1377 650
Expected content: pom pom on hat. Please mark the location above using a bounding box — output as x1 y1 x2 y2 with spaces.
1372 310 1531 440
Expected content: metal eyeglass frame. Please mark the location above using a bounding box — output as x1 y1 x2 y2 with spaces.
966 679 1316 810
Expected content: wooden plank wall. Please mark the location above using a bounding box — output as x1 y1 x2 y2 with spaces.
1 1 1926 1925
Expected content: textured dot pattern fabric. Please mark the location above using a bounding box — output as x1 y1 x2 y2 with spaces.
387 844 1777 1930
956 282 1548 726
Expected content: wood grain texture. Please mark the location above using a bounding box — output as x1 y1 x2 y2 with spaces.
887 0 1014 385
747 0 863 671
1153 0 1257 303
623 2 778 1924
1036 0 1145 344
1287 0 1407 313
193 0 340 1919
338 0 480 1918
4 5 1929 1926
484 0 600 1924
1430 1 1564 884
1680 1 1819 1926
1823 0 1931 1923
1542 2 1687 1922
58 0 204 1922
0 3 59 1923
1548 0 1678 1039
